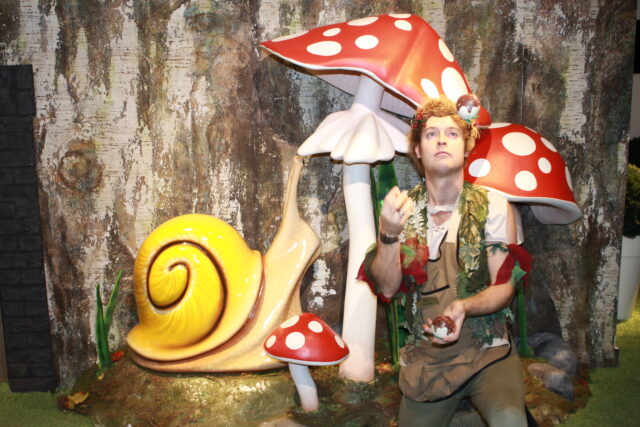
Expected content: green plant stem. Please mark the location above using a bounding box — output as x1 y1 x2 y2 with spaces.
104 270 123 331
371 162 403 364
95 284 111 370
516 282 532 358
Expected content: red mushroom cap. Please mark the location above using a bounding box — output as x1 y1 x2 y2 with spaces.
260 14 491 124
464 123 581 224
264 313 349 366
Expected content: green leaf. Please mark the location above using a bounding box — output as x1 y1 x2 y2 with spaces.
104 270 123 331
95 284 111 370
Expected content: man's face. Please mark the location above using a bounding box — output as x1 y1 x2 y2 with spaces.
415 115 466 178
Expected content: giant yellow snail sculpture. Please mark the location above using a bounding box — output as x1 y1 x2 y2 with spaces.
126 156 321 371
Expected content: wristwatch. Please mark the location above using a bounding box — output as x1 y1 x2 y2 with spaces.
379 232 399 244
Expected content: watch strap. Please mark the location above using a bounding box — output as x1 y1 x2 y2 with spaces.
380 232 399 244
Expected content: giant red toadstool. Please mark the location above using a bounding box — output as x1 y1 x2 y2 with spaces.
261 14 491 124
264 313 349 412
261 13 489 383
464 123 581 224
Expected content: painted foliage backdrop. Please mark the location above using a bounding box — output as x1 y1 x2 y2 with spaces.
0 0 634 387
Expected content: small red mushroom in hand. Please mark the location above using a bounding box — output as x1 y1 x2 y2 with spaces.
264 313 349 412
456 94 481 121
431 315 456 339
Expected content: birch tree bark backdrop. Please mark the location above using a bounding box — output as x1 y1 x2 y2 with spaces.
0 0 633 387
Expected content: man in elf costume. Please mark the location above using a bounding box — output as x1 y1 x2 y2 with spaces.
359 97 531 426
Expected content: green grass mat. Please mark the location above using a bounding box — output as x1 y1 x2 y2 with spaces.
563 300 640 426
0 382 92 427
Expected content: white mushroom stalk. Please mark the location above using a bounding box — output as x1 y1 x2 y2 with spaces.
288 363 319 412
299 75 408 382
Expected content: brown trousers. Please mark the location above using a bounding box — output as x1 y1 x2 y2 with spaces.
398 346 526 427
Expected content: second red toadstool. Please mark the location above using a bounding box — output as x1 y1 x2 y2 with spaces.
264 313 349 412
464 123 581 224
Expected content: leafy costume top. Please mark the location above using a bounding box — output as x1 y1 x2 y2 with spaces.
361 181 528 343
358 181 531 401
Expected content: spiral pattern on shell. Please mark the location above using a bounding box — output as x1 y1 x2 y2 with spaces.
127 214 263 362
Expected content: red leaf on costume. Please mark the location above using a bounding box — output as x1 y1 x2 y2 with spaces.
494 244 533 287
403 259 428 285
400 238 429 288
356 238 429 302
495 255 515 285
357 262 391 303
403 237 429 263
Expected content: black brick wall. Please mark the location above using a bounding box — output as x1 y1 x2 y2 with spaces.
0 65 57 391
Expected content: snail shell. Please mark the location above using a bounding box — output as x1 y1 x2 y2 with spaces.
126 214 263 361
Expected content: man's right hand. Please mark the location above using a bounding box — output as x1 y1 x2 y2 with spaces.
379 186 414 238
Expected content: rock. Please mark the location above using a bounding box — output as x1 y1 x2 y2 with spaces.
527 362 574 400
528 332 578 376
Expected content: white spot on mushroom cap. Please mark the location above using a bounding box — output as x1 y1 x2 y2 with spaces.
394 20 412 31
355 35 379 50
502 132 536 156
439 39 454 62
541 137 557 152
469 158 491 177
566 167 573 190
272 31 309 42
307 41 342 56
348 16 378 26
335 335 345 348
308 320 323 333
281 315 300 328
441 67 468 103
421 78 439 98
515 171 537 191
285 332 305 350
266 335 276 348
488 123 510 128
323 28 341 37
389 13 412 18
538 157 552 173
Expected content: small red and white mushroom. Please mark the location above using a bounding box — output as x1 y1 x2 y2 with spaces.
264 313 349 412
464 123 581 224
431 315 456 339
261 14 489 383
456 94 481 121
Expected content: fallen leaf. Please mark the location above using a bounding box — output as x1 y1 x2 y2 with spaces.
111 350 125 362
69 391 89 405
376 362 393 374
64 398 75 410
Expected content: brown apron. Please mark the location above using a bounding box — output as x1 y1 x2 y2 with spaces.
399 209 510 402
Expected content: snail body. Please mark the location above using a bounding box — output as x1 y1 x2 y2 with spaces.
126 156 320 371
